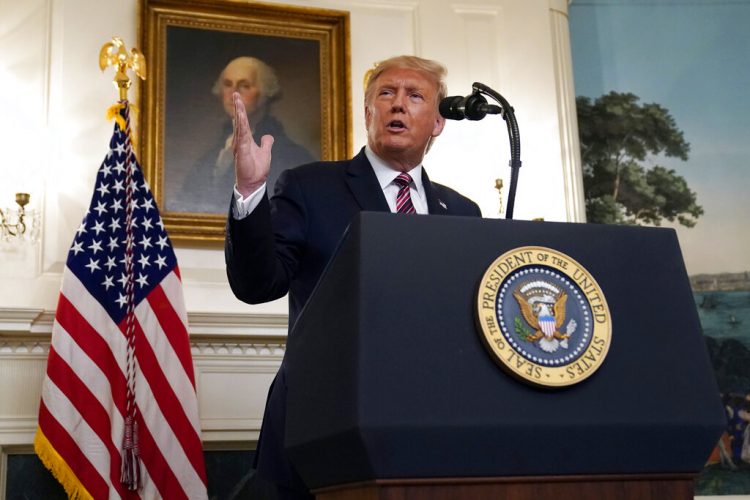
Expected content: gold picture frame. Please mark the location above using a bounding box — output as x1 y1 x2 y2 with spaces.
138 0 351 244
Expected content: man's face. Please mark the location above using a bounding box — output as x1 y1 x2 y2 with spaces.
220 63 262 118
365 67 445 171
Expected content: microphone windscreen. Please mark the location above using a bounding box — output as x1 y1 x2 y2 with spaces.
439 95 465 120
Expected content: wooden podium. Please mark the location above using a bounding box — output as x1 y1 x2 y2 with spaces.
284 213 724 499
314 474 696 500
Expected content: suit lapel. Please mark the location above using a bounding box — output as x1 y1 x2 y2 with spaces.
344 149 450 215
422 169 449 215
345 149 391 212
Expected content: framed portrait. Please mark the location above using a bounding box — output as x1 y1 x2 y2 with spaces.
138 0 351 243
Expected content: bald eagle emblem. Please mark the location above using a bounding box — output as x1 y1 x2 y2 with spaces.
513 280 578 353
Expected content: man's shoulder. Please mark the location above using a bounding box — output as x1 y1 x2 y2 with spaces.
430 180 482 216
282 152 363 181
272 158 355 198
291 158 351 173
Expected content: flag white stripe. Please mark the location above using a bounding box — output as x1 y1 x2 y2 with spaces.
135 368 207 499
41 376 119 499
135 296 202 436
138 462 158 500
161 271 188 326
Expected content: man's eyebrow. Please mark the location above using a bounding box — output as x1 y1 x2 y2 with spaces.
377 81 424 91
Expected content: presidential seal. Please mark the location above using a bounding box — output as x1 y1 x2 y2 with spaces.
476 246 611 388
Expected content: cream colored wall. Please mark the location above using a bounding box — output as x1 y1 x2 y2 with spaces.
1 0 582 313
0 0 582 469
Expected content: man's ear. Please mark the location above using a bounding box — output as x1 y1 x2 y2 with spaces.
432 114 446 137
364 103 372 129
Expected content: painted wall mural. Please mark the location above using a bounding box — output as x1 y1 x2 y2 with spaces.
569 0 750 495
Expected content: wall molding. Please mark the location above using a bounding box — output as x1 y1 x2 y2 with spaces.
0 307 288 339
549 0 586 222
0 307 285 449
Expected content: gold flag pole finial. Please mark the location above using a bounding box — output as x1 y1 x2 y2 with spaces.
99 37 147 101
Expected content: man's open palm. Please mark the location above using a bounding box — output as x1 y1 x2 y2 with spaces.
232 91 274 196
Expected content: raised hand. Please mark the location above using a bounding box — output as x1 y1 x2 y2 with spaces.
232 91 274 197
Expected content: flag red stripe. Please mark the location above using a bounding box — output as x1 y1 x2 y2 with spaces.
146 284 196 386
55 293 128 415
134 411 189 500
38 401 110 499
130 319 207 484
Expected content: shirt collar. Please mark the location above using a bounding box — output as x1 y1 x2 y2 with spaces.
364 145 424 194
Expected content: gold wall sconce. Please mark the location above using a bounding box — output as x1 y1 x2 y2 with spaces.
0 193 40 243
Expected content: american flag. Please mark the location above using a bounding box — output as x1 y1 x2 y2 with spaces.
34 103 208 499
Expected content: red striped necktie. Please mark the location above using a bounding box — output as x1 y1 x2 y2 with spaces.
393 172 416 214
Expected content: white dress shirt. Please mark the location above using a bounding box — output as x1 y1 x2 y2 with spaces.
364 146 428 215
231 145 429 219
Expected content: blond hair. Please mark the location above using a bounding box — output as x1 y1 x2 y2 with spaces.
364 55 447 106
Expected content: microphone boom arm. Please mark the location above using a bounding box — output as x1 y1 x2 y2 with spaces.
471 82 521 220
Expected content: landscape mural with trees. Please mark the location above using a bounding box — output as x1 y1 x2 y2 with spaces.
577 91 703 228
570 1 750 493
577 92 750 494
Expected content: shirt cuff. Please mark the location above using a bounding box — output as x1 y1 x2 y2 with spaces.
232 183 267 220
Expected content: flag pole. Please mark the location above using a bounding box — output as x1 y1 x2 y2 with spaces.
35 37 207 498
99 37 147 491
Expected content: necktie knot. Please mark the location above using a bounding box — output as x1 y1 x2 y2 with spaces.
393 172 416 214
393 172 413 188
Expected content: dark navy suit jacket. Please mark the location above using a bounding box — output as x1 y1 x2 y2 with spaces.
225 148 481 497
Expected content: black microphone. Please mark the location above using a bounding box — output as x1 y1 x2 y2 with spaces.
439 92 502 120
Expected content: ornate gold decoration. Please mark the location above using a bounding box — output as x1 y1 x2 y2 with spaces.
138 0 351 243
99 37 147 101
1 193 29 236
494 178 503 215
1 193 40 242
476 246 612 388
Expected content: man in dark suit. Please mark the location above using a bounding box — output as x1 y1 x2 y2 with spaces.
225 55 481 499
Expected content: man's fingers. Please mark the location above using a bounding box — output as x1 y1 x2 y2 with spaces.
232 92 273 189
233 92 251 140
233 91 245 119
259 134 275 152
